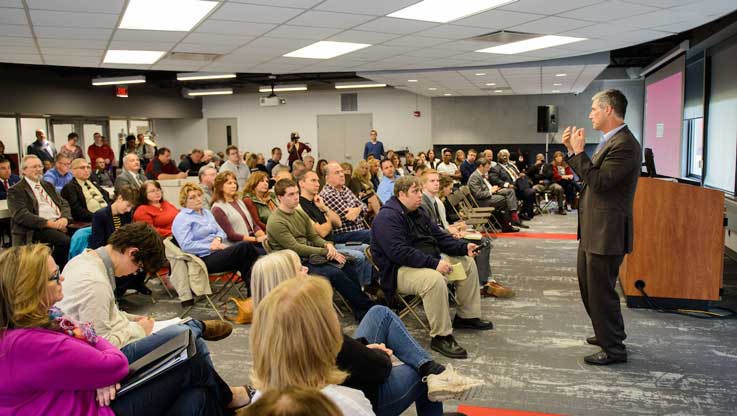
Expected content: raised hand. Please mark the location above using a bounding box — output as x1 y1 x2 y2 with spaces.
562 126 574 153
571 127 586 154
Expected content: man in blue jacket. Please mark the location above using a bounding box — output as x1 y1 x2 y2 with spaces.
370 176 493 359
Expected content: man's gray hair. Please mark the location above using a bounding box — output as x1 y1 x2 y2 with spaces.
198 164 217 181
497 149 510 158
592 89 628 119
123 152 139 163
21 154 40 169
393 175 422 197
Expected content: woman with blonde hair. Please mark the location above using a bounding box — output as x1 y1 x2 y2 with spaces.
251 249 306 307
239 387 342 416
349 160 381 216
211 171 267 254
242 171 278 224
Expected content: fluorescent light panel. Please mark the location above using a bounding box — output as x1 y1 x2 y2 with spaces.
408 79 418 82
92 75 146 86
485 82 496 86
284 41 371 59
259 84 308 92
389 0 518 23
187 88 233 96
556 73 567 77
119 0 218 31
177 72 236 81
103 50 165 64
476 35 586 54
335 81 386 89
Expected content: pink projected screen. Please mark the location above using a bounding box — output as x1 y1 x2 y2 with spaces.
644 71 683 178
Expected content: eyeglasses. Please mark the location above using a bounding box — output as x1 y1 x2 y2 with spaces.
48 268 60 283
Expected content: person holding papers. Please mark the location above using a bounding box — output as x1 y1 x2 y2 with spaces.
0 243 250 416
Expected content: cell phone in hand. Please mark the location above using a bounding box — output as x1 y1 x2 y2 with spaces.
472 240 490 253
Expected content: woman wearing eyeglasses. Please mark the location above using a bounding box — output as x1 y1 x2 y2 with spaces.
0 244 242 416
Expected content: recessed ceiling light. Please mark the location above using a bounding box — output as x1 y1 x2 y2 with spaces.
555 73 567 77
443 93 452 96
119 0 218 31
187 88 233 96
92 75 146 86
388 0 518 23
552 90 560 93
408 79 418 82
494 89 503 93
284 41 371 59
177 72 236 81
485 82 496 86
476 35 586 54
553 83 562 86
475 72 486 76
103 50 165 64
428 87 437 91
335 81 386 89
259 84 308 93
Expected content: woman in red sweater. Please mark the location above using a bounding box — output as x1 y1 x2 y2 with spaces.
551 151 581 210
132 180 179 237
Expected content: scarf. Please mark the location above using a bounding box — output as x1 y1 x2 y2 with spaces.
48 306 98 345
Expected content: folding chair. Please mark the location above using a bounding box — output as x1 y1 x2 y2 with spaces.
458 186 503 234
535 189 555 215
446 191 493 235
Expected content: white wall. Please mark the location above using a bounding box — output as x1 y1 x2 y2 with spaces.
153 118 207 157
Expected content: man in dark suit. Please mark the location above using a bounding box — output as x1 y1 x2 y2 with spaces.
0 157 20 200
489 149 535 221
61 159 111 223
114 153 148 195
8 154 72 268
26 128 56 167
563 89 642 366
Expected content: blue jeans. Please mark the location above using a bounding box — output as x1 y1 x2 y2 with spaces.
306 263 374 321
336 243 373 286
354 306 443 416
333 229 372 244
120 320 212 367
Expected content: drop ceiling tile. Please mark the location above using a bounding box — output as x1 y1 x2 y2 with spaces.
100 63 152 70
327 30 401 44
620 0 695 7
195 20 276 36
183 33 254 47
174 43 236 55
40 47 103 57
0 35 34 45
34 26 112 39
453 9 543 29
266 25 342 40
26 0 124 13
150 59 206 71
653 18 709 33
247 36 316 49
343 45 414 60
287 11 377 29
30 10 119 28
37 38 108 48
382 35 453 48
671 0 737 15
209 3 303 24
114 29 187 42
414 24 497 40
509 16 594 34
609 8 703 30
352 17 438 35
43 55 101 66
315 0 419 16
4 53 42 64
559 1 659 22
0 23 33 37
0 7 26 24
0 0 22 7
230 0 322 7
0 45 36 54
499 0 604 15
108 40 176 51
403 48 462 59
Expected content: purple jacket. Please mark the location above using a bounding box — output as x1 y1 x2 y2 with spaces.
370 196 467 300
0 327 129 416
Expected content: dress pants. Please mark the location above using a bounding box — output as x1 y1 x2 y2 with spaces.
577 246 627 358
396 255 481 338
514 179 536 218
532 183 565 209
470 237 492 284
34 228 70 269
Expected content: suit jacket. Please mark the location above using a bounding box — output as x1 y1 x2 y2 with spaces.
26 140 56 164
468 170 494 203
114 170 147 194
60 179 111 222
527 163 554 184
420 193 442 227
0 174 21 200
568 126 642 256
7 178 72 245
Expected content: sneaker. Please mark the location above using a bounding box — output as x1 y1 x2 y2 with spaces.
484 281 515 298
425 364 484 402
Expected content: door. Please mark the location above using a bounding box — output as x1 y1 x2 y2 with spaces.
317 113 372 163
207 118 237 152
50 118 108 151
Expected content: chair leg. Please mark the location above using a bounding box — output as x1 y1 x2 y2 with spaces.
333 302 345 317
205 295 226 321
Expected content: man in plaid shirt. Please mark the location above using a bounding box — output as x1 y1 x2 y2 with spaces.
319 162 371 244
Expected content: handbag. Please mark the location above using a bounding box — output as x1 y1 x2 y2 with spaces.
226 297 253 325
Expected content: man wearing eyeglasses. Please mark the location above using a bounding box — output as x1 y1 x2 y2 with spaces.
42 154 73 193
61 158 111 223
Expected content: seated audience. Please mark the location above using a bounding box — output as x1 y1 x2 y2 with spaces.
88 132 114 170
459 149 477 185
61 158 111 223
249 277 374 416
436 149 461 182
0 243 247 416
528 153 566 215
249 252 483 416
0 157 20 200
426 149 439 169
303 154 315 172
178 148 207 176
319 162 371 244
265 179 374 321
43 154 73 192
220 145 250 188
8 155 71 268
133 180 179 237
316 159 328 188
376 158 397 204
404 152 415 175
468 157 519 232
118 135 139 169
369 158 381 190
514 148 530 173
370 176 493 359
26 128 56 167
243 171 278 225
199 165 218 209
272 168 293 183
240 387 342 416
146 147 188 180
454 149 465 169
91 157 114 187
298 171 373 287
551 150 580 210
349 159 381 216
265 146 284 177
211 171 267 255
58 132 84 160
172 183 259 285
0 140 18 173
489 149 535 221
291 160 307 179
114 153 147 194
391 154 405 177
246 153 261 174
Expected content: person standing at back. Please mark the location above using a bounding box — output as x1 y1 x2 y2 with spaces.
286 132 311 168
363 129 385 161
562 89 642 366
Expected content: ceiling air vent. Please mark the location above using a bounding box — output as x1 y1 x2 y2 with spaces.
469 30 539 45
167 52 222 62
341 93 358 112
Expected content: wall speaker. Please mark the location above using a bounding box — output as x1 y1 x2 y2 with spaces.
537 105 558 133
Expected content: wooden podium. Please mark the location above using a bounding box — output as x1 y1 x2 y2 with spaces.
619 177 724 309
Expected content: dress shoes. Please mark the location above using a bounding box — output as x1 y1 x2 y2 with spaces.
519 213 532 221
134 283 152 296
452 316 494 331
512 221 529 229
586 336 599 346
584 350 627 365
201 320 233 341
430 335 468 359
557 208 567 215
501 225 520 233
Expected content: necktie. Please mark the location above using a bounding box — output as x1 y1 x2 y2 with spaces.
2 180 7 191
36 184 60 217
432 200 442 226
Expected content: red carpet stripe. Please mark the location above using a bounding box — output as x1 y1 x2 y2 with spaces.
487 232 578 240
457 405 565 416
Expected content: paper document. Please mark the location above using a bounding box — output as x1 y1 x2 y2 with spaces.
447 263 467 281
462 233 483 241
152 317 191 334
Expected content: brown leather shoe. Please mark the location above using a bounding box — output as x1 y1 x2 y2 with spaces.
483 281 515 298
201 320 233 341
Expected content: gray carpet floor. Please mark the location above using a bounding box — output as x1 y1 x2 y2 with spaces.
122 212 737 415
